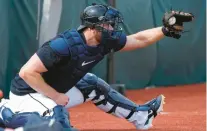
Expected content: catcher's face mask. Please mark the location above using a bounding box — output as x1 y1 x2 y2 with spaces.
94 6 124 47
79 4 124 47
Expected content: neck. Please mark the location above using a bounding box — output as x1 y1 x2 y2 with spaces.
83 29 100 46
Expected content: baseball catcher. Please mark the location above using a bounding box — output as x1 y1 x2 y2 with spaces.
0 3 194 130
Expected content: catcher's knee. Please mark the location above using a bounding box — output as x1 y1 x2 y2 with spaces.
76 73 138 117
0 106 42 129
0 105 71 129
0 106 13 127
75 73 112 101
75 73 99 102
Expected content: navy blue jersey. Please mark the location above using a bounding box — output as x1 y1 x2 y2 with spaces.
10 29 126 95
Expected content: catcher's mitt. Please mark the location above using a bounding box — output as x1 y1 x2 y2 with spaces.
162 10 194 39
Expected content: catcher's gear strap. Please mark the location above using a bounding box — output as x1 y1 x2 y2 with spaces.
162 10 194 39
75 73 150 120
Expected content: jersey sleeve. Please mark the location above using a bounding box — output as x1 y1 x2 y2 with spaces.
113 32 127 52
36 38 71 70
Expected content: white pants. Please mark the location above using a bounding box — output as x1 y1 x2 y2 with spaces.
0 86 149 129
0 86 87 115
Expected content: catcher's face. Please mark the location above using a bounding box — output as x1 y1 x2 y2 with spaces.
94 24 114 43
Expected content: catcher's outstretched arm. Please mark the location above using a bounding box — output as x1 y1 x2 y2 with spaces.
121 27 164 51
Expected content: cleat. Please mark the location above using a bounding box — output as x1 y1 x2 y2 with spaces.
138 95 165 130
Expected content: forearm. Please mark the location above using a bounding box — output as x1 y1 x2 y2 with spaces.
133 26 165 47
19 70 59 100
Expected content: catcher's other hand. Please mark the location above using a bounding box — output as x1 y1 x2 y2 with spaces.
162 10 194 39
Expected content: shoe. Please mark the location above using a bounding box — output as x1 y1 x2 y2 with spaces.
140 95 165 130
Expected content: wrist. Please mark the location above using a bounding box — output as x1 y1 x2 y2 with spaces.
161 26 181 39
47 91 60 100
161 26 169 36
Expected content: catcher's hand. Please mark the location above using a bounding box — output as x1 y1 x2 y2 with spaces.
162 10 194 39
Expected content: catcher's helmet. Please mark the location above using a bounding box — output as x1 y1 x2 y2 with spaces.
78 3 123 33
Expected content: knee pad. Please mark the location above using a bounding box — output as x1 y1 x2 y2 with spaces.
75 73 99 102
0 106 14 126
76 73 147 119
0 106 42 129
